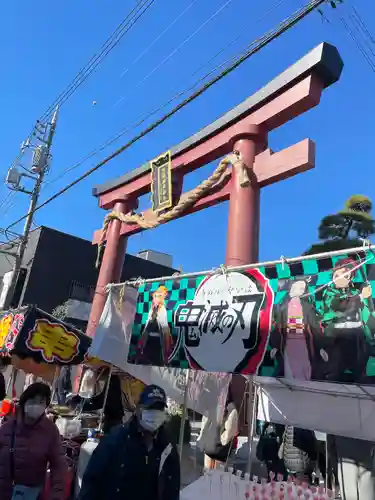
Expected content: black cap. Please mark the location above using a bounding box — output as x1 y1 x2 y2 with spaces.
139 385 167 408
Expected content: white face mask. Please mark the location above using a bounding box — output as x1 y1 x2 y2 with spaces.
140 409 166 432
24 403 46 420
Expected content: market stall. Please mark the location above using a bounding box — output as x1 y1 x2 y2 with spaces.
97 245 375 500
255 376 375 441
0 306 96 498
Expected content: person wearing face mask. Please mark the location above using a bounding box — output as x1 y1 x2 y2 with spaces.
79 384 180 500
0 382 67 500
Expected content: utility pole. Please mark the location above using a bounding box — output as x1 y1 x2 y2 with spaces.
2 107 59 310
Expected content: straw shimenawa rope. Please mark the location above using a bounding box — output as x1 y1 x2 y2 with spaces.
96 151 249 268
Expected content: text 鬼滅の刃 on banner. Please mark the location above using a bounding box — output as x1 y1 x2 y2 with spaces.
128 249 375 385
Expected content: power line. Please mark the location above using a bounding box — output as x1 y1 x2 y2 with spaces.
3 0 156 220
43 0 288 190
43 55 237 190
0 192 13 211
340 16 375 73
2 109 60 309
114 0 235 109
5 0 337 236
38 0 156 124
0 192 17 218
350 8 375 59
351 5 375 45
5 0 156 176
119 0 199 79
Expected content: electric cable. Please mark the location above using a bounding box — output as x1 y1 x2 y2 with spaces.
43 59 235 189
350 8 375 59
0 228 22 239
0 192 13 211
6 0 156 172
340 16 375 73
4 0 337 236
0 192 17 218
119 0 199 79
114 0 235 109
43 0 288 189
351 5 375 45
38 0 156 124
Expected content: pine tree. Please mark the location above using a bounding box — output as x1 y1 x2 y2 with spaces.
305 195 375 255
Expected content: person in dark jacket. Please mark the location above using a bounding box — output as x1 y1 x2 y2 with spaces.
67 368 124 433
0 382 67 500
256 423 286 479
79 384 180 500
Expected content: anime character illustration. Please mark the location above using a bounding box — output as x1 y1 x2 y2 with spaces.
319 257 374 383
135 286 173 366
270 276 323 381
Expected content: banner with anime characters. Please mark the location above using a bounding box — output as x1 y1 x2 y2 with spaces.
128 248 375 383
0 306 92 371
128 268 274 374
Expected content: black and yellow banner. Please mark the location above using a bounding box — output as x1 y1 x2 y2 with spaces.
0 306 91 365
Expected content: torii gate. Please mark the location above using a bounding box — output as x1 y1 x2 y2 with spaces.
89 42 343 358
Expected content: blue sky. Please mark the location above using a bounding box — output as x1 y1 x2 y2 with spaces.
0 0 374 273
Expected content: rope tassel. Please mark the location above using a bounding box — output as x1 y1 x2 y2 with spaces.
96 151 248 268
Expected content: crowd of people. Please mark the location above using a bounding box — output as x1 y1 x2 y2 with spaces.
0 363 341 500
0 361 181 500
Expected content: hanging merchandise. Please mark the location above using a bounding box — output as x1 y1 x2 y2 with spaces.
127 365 230 424
125 247 375 384
88 286 138 371
181 470 336 500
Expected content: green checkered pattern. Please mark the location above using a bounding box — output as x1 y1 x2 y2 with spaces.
128 250 375 375
129 276 205 368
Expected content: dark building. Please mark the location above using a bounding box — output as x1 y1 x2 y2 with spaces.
0 226 177 329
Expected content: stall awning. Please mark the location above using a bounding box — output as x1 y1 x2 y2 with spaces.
255 376 375 441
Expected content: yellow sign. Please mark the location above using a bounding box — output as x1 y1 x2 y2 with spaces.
0 314 13 349
151 150 173 213
26 319 79 363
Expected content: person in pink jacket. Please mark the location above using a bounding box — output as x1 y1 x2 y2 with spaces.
0 382 67 500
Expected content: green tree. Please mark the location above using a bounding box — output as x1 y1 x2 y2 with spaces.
305 195 375 255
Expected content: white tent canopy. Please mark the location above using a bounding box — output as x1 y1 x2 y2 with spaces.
255 376 375 441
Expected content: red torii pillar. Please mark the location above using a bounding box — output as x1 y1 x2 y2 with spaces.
88 42 343 352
